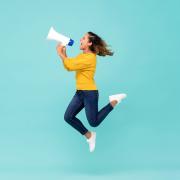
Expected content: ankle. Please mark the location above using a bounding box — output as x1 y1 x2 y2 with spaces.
85 131 91 139
110 100 118 107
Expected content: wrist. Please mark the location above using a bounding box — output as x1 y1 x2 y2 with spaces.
59 54 67 60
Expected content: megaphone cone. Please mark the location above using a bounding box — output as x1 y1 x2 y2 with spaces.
46 26 74 46
47 27 55 40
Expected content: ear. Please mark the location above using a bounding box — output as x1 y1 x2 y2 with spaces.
88 41 92 47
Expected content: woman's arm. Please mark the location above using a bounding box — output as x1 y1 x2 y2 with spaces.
56 44 94 71
56 44 71 70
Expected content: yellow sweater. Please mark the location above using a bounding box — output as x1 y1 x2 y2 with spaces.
62 53 98 90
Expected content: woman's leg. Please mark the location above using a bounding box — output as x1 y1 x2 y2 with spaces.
64 91 89 135
83 90 114 127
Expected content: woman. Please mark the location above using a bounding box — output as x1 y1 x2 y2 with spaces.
56 32 127 152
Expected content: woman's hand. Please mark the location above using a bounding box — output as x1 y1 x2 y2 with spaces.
56 44 66 56
56 44 67 60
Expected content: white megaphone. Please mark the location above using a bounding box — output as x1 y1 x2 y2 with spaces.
46 26 74 46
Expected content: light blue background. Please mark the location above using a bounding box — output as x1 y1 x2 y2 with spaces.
0 0 180 179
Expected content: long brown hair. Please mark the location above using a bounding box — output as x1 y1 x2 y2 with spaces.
88 32 114 56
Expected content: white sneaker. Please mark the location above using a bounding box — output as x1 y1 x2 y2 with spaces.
87 132 96 152
109 93 127 105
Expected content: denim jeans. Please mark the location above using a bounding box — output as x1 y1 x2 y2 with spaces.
64 90 114 135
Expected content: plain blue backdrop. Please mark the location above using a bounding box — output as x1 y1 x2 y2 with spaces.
0 0 180 179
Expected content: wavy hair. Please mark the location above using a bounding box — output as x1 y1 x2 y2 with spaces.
87 32 114 56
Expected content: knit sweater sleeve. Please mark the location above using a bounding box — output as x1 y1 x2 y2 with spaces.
62 53 95 71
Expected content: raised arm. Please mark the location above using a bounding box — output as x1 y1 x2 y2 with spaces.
56 44 69 69
56 44 94 71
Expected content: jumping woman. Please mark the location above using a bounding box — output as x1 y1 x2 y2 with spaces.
56 32 127 152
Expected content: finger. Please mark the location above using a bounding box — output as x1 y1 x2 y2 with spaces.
56 44 60 49
57 43 62 47
62 47 66 53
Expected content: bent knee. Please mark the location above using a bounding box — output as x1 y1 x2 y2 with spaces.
64 113 72 123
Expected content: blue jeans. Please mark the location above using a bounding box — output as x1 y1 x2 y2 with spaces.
64 90 114 135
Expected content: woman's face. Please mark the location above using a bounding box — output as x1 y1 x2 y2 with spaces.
80 33 92 50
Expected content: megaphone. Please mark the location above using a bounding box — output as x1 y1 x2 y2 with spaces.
46 26 74 46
